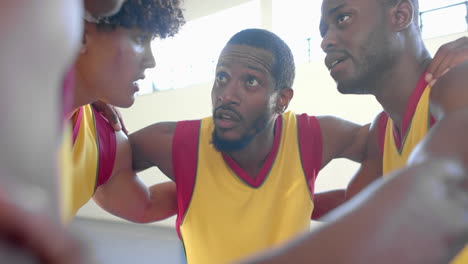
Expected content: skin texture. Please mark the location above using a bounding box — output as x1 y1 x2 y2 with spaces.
313 0 468 216
241 0 468 263
129 31 372 264
71 18 179 222
239 158 468 264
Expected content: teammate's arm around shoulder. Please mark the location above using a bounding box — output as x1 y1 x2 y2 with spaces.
93 129 177 223
411 62 468 167
317 115 369 167
129 122 177 180
430 61 468 119
345 114 383 199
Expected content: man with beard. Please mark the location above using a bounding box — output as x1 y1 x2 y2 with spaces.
313 0 468 263
129 25 468 263
129 28 374 264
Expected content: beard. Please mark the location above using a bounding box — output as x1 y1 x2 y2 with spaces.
337 23 397 95
211 114 270 152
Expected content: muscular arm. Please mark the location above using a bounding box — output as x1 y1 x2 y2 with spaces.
129 122 177 180
345 114 383 199
239 159 468 264
410 61 468 167
93 130 177 223
311 116 370 218
318 116 369 167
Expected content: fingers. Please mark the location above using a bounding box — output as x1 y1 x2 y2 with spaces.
427 37 468 86
92 101 122 131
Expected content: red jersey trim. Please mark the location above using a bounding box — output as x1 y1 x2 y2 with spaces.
92 106 117 189
173 120 200 239
222 116 282 188
296 114 322 201
393 73 429 150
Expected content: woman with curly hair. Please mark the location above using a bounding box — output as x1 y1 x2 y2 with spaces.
62 0 186 222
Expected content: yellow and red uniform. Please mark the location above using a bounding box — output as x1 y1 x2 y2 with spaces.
61 104 116 221
173 111 323 264
378 73 468 264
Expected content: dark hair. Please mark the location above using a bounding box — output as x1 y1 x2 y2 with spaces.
96 0 185 39
226 28 295 90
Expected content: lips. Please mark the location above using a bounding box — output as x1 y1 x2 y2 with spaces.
214 107 241 129
325 53 351 79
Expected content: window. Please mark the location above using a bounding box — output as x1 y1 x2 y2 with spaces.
272 0 468 66
272 0 324 64
419 0 468 39
137 0 261 95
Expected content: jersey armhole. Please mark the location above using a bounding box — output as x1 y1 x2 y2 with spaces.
173 120 200 238
92 106 117 189
297 114 322 201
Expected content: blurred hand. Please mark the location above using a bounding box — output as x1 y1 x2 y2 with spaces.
0 194 89 264
426 36 468 87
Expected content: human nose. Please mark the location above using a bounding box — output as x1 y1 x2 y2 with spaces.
143 44 156 69
215 80 240 106
321 27 338 53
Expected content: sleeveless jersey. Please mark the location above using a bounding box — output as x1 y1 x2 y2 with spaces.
173 111 322 264
379 74 468 264
62 104 116 220
382 75 433 174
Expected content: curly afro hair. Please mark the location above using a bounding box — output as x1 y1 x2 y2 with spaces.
96 0 186 39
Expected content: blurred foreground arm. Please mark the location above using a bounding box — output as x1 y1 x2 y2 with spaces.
240 159 468 264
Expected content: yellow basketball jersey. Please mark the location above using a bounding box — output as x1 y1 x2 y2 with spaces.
174 111 322 264
62 105 116 220
382 85 432 174
381 76 468 263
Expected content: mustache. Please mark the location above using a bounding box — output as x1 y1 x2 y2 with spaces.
213 105 242 120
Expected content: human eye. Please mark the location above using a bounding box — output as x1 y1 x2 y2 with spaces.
216 71 228 83
337 14 351 24
246 76 259 87
134 34 150 45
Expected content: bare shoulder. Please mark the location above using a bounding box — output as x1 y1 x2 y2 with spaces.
430 61 468 118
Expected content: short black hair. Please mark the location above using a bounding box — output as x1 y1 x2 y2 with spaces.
226 28 295 90
96 0 185 39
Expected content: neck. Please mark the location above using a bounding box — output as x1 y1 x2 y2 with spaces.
70 67 98 117
374 41 431 130
225 116 278 179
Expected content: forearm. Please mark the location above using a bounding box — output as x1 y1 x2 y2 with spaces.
139 182 178 223
94 176 177 223
311 189 346 220
240 160 465 264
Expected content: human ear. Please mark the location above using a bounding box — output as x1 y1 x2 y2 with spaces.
276 88 294 114
390 0 414 31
